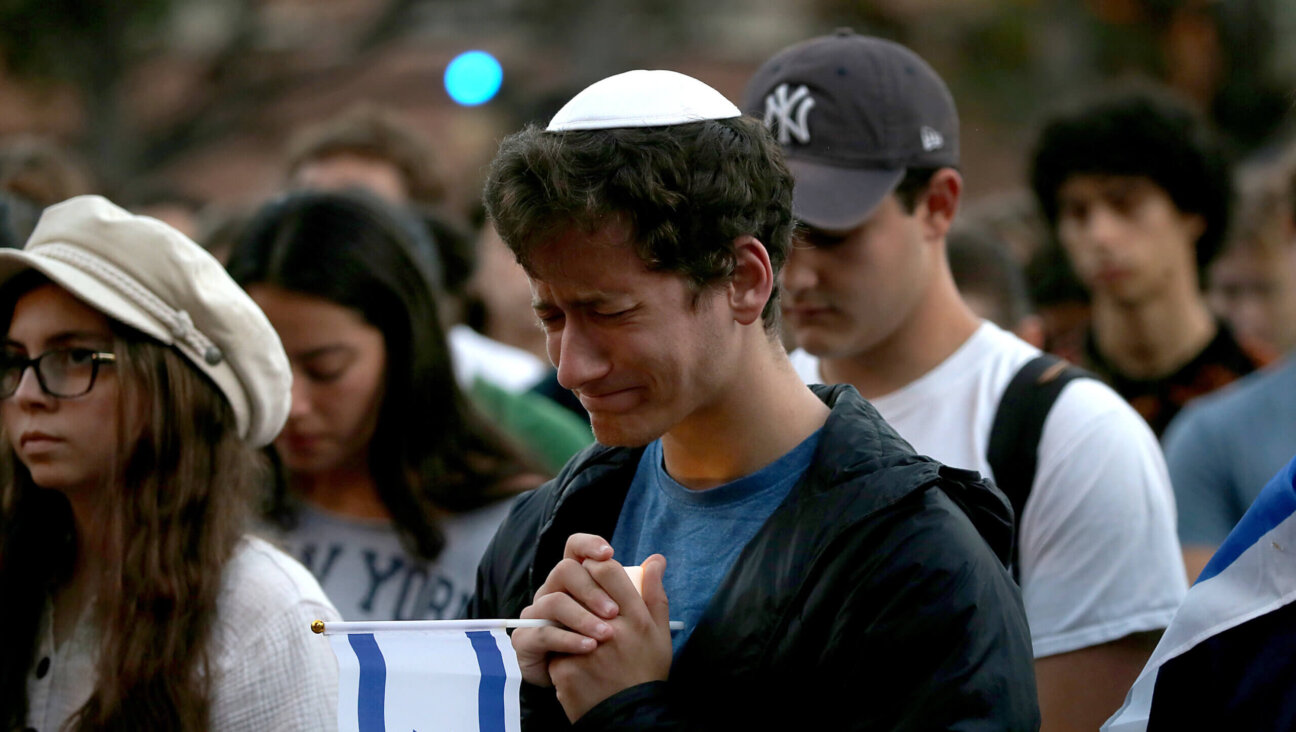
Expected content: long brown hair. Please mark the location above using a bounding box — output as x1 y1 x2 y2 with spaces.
227 191 541 562
0 287 266 729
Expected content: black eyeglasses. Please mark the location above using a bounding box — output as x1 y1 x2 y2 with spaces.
0 347 118 398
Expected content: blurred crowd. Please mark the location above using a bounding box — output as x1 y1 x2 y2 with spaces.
3 26 1296 732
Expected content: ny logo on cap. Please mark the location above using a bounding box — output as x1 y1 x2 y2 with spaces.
764 84 815 145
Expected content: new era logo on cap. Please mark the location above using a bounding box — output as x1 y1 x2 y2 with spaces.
920 126 944 152
764 83 816 145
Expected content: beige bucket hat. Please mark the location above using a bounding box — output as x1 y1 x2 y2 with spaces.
0 195 291 446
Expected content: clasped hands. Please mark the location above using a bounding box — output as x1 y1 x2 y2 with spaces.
512 533 672 722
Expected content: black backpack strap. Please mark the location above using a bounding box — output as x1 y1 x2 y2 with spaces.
988 354 1091 582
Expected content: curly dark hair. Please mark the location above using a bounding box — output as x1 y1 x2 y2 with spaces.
482 117 795 332
1029 85 1234 277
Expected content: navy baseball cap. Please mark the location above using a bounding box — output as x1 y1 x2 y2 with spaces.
742 30 959 231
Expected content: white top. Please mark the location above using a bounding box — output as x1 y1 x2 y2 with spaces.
25 536 340 730
791 322 1188 658
272 498 516 621
447 324 547 392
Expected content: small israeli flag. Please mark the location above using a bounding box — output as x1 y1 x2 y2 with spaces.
323 620 523 732
1104 455 1296 730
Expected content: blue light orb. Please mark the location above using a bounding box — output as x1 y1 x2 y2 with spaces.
444 51 503 106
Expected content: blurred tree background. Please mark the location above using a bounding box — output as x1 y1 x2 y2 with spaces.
0 0 1292 216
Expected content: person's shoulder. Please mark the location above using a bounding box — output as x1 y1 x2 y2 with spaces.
1008 325 1140 432
1049 368 1139 419
969 320 1040 362
808 396 1016 564
219 535 337 619
924 322 1117 430
785 457 1007 579
207 539 339 728
844 480 1013 582
1187 356 1295 418
962 321 1044 377
1163 359 1296 463
782 484 1018 644
1035 374 1159 471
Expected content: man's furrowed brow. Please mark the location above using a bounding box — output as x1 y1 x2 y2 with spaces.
533 293 619 312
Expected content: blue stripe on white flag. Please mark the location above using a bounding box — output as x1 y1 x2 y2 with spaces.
467 631 507 732
1103 455 1296 731
329 626 522 732
348 633 387 732
1198 457 1296 584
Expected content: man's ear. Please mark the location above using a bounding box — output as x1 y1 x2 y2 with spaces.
729 235 775 326
919 168 963 241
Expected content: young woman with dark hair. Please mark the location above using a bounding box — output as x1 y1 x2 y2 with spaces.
226 190 544 621
0 196 338 730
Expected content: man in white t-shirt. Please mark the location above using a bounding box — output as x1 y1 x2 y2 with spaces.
745 31 1188 731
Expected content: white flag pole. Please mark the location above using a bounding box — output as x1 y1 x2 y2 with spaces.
312 618 684 635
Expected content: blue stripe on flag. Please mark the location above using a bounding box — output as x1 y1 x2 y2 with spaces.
467 630 507 732
349 633 388 732
1198 457 1296 584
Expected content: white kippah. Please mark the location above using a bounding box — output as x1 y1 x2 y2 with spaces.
547 70 741 132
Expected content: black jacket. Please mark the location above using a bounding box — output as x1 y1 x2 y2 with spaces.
470 384 1040 730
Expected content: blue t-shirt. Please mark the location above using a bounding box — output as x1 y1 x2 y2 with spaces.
611 430 821 653
1163 356 1296 546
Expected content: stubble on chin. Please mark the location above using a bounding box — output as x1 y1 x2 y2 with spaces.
588 415 664 449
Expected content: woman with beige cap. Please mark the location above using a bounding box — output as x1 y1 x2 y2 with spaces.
0 196 339 730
